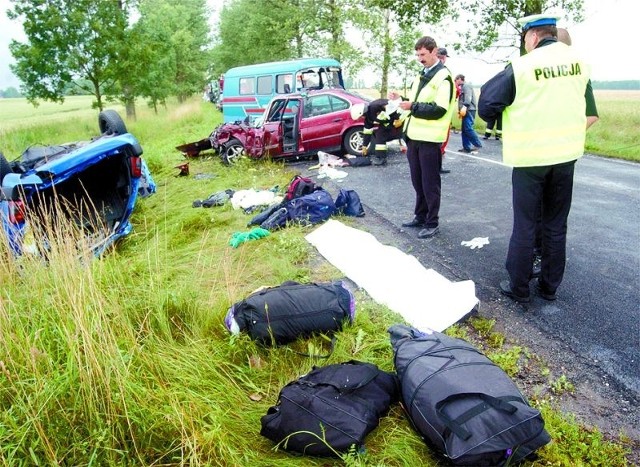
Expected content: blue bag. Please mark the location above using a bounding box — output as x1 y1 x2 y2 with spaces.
285 188 335 226
335 188 365 217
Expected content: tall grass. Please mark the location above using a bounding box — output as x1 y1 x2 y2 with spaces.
0 99 633 465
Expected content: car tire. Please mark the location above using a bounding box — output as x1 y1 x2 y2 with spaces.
221 139 244 164
98 110 128 135
343 126 364 156
0 151 13 183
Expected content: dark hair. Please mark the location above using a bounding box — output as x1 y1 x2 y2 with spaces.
415 36 437 52
455 74 465 81
528 24 557 39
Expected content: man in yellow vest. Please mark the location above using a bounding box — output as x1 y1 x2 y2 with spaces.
479 14 599 303
389 36 456 239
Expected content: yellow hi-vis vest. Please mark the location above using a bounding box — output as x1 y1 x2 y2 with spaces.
404 68 456 143
502 42 590 167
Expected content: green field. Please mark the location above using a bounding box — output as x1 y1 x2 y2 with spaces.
0 98 634 466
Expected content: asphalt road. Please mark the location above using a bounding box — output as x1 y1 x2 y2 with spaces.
292 132 640 421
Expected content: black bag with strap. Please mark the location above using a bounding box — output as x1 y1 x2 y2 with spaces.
224 281 354 346
260 360 399 456
389 324 550 466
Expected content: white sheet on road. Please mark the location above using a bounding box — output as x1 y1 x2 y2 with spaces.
305 219 478 332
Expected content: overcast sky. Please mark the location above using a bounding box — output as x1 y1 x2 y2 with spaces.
1 0 638 90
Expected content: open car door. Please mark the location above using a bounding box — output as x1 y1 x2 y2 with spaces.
259 98 301 157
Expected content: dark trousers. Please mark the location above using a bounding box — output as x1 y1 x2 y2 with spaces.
364 125 402 158
406 138 441 228
485 113 502 133
506 161 576 296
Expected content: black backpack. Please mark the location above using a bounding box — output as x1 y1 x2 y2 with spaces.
389 324 550 466
224 281 354 346
260 360 399 456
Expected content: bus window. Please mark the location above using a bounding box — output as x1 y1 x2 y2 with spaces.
300 69 320 89
239 77 255 95
276 73 294 93
321 69 343 88
257 75 272 95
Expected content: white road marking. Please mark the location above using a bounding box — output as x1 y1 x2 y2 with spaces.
449 149 507 166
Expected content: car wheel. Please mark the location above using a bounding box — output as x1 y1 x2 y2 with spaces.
98 110 128 135
221 139 244 164
343 126 364 156
0 151 13 182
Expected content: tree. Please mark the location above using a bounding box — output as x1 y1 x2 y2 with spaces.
369 0 450 22
211 0 297 74
8 0 130 110
448 0 585 58
346 1 422 97
164 0 210 102
1 87 22 98
210 0 364 77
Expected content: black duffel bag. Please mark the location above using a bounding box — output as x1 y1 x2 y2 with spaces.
389 324 550 466
260 360 399 456
224 281 354 346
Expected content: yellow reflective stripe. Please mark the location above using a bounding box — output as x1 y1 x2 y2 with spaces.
363 128 374 135
374 144 387 151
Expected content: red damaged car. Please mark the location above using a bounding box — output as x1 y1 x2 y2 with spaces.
177 89 370 163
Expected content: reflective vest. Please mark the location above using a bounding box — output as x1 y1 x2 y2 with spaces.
405 68 456 143
502 42 590 167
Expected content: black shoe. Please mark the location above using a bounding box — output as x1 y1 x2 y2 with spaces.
495 135 501 141
401 218 425 228
535 281 557 301
440 168 451 174
531 255 542 278
418 226 439 238
483 134 490 140
499 280 531 303
458 147 472 153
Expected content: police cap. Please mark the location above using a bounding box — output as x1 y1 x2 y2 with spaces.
518 13 561 32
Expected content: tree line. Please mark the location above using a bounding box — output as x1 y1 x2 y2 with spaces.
7 0 587 112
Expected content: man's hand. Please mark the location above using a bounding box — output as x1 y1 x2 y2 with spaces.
387 91 401 100
393 119 404 128
458 106 467 118
361 146 368 156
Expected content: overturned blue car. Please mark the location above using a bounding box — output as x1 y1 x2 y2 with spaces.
0 110 155 257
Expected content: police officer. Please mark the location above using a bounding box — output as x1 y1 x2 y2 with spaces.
390 36 456 239
478 13 599 302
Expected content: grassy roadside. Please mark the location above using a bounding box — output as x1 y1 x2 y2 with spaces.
0 99 635 465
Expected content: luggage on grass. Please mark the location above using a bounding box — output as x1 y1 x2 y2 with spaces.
284 174 318 201
335 188 365 217
389 324 550 466
225 281 355 345
260 360 399 456
247 188 336 231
